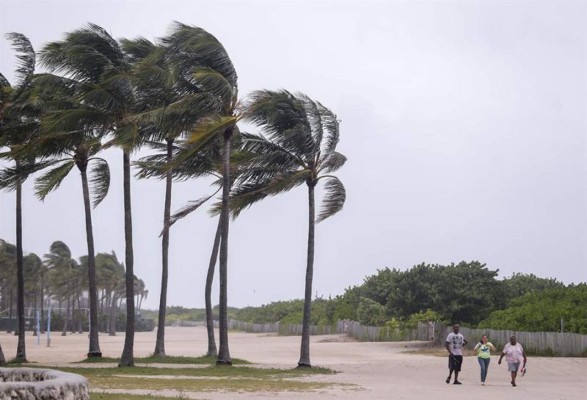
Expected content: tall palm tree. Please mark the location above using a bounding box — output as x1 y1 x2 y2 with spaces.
72 25 140 367
0 32 44 362
19 59 110 356
165 22 239 365
232 90 346 367
164 133 244 358
36 24 137 359
123 36 220 358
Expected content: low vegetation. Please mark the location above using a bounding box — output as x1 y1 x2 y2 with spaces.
49 363 340 399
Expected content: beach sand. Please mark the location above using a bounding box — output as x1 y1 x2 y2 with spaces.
0 326 585 399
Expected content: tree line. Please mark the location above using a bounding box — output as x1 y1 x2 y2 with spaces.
0 239 149 334
0 22 345 367
232 261 587 334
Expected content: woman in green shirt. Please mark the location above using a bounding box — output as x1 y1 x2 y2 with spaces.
474 335 495 385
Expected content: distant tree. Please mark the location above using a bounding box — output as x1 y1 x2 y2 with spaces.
44 241 80 336
501 273 564 300
478 284 587 333
356 297 386 326
23 253 44 331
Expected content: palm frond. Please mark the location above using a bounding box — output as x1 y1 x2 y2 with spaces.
243 89 315 157
39 23 125 83
120 37 157 62
172 115 238 168
164 21 238 91
228 170 309 218
298 92 324 157
0 159 52 191
41 108 110 136
316 100 340 154
88 158 110 207
80 73 133 112
106 122 140 152
319 151 347 174
34 160 75 200
193 67 233 107
5 33 35 86
164 190 220 235
0 72 10 88
316 176 346 223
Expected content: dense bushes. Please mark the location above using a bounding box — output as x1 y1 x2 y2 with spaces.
150 262 584 334
478 284 587 333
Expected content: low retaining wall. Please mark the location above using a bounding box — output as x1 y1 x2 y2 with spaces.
0 368 89 400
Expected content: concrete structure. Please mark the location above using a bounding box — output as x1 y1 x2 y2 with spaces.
0 368 88 400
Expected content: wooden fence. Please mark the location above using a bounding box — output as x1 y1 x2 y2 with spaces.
435 323 587 357
216 319 587 356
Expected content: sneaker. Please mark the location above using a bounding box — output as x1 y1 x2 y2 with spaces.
453 381 462 385
481 382 485 386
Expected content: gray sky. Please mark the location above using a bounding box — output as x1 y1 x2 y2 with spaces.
1 0 585 310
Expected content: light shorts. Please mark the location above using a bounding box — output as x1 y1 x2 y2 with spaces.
508 362 520 372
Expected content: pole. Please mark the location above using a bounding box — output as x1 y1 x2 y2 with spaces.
36 310 40 346
46 303 51 347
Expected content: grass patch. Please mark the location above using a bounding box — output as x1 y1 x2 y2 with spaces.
91 394 185 400
54 365 339 394
78 355 250 365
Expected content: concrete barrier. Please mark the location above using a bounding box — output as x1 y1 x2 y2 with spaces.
0 368 89 400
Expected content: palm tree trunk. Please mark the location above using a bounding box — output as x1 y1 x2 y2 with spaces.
120 151 136 366
205 215 221 357
0 341 5 365
80 168 102 357
40 274 45 333
109 294 117 336
8 289 13 333
298 182 316 368
217 127 233 365
15 167 27 361
154 139 174 357
62 296 70 336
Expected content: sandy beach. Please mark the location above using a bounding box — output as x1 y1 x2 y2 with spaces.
0 326 585 399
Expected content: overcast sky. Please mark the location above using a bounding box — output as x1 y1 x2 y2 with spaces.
0 0 585 310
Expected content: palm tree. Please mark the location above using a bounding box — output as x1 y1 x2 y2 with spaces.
94 252 125 336
35 24 138 359
44 241 80 336
23 253 43 335
232 90 346 367
21 67 110 357
123 35 220 358
0 32 44 362
165 22 239 365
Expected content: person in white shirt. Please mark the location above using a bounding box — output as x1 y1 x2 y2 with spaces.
445 324 468 384
498 335 527 387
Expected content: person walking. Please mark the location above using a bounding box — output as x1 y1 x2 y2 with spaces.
473 335 495 385
498 335 527 387
445 324 467 384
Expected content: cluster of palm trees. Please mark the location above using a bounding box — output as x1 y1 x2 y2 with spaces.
0 22 346 368
0 239 149 336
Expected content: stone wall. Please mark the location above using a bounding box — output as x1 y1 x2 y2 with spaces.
0 368 89 400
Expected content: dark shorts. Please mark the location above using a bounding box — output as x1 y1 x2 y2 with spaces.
448 355 463 372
